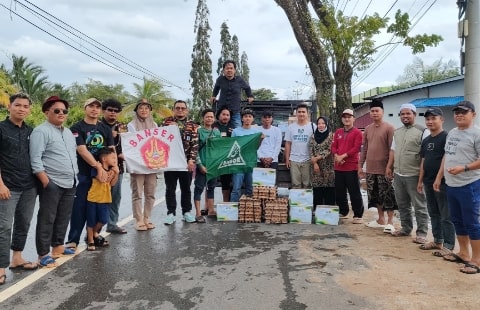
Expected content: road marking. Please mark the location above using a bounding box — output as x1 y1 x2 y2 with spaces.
0 195 167 303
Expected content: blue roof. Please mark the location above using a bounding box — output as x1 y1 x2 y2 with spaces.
410 96 464 108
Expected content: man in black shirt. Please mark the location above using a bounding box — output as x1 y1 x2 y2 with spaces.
210 60 253 128
0 93 38 284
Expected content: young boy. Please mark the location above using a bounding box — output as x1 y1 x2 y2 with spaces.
86 148 119 251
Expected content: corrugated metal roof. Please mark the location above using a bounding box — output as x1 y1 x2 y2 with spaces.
354 113 373 130
409 96 464 108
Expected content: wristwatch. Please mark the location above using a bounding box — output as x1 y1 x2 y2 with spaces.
464 164 470 172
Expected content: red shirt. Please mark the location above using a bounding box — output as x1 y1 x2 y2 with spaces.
331 127 362 171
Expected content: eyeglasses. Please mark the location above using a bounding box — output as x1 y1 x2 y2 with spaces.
52 109 68 115
106 108 120 113
175 107 187 111
454 110 471 115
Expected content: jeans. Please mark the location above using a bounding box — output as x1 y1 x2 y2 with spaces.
290 161 312 188
230 112 241 128
164 171 192 215
231 172 253 202
424 182 455 249
36 182 75 256
334 170 364 218
130 173 157 225
393 174 429 236
193 167 216 201
446 179 480 240
67 174 92 245
0 187 37 268
107 173 123 231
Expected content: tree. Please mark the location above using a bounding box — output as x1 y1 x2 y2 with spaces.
0 69 18 108
217 21 233 75
274 0 442 127
240 51 250 83
190 0 214 111
231 35 240 72
395 57 460 88
132 77 174 120
10 55 50 103
69 79 133 107
252 88 278 100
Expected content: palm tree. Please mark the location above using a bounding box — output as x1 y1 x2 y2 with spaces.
132 77 173 119
10 54 50 103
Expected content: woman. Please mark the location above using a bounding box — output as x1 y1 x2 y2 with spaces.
127 100 158 231
309 116 335 208
193 109 221 222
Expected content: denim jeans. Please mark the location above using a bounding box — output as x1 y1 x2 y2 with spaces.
230 112 241 128
164 171 192 215
107 173 123 231
0 187 37 268
231 172 253 202
67 174 92 245
393 174 429 236
193 167 216 201
334 170 364 218
446 179 480 240
36 182 76 256
424 182 455 249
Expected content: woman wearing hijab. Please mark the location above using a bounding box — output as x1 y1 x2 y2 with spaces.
309 116 335 208
127 100 158 231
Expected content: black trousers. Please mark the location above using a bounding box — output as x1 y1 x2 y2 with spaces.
334 170 364 218
164 171 192 215
313 187 336 209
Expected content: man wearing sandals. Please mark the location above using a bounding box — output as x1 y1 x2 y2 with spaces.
417 108 455 254
0 93 38 284
30 96 78 267
434 101 480 274
386 103 429 243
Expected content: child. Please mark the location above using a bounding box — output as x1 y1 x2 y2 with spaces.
86 148 119 251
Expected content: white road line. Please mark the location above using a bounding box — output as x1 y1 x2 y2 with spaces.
0 195 167 303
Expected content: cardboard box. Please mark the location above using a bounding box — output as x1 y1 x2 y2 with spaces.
216 203 239 221
314 205 339 226
277 187 289 198
289 189 313 207
252 168 276 186
289 205 313 224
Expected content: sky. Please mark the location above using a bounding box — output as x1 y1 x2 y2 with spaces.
0 0 459 101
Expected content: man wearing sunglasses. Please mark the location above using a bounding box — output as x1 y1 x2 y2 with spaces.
101 99 127 235
30 96 78 267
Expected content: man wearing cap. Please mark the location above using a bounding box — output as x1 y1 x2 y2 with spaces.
30 96 78 267
434 101 480 274
284 103 316 188
0 93 37 284
417 107 455 254
213 106 235 201
65 98 114 249
332 108 364 223
257 110 282 169
386 103 429 243
101 98 127 234
359 99 397 232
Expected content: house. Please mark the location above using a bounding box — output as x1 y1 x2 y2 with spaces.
354 75 464 131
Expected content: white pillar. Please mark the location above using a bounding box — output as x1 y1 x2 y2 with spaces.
465 0 480 125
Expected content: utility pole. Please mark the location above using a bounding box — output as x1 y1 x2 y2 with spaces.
463 0 480 124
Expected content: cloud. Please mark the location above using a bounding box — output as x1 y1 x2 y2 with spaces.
104 14 169 40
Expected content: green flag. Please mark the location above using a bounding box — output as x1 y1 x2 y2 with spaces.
205 132 262 180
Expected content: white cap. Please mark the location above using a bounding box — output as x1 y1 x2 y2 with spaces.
342 109 354 116
399 103 416 113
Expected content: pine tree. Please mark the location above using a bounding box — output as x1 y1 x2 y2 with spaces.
217 22 233 75
240 52 250 83
231 35 240 74
190 0 213 111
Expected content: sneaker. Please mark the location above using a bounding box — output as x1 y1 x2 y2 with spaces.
352 217 363 224
183 212 196 223
164 214 176 225
383 224 396 234
365 220 385 229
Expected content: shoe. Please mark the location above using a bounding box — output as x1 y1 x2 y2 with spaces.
412 236 427 244
196 215 206 223
65 242 77 250
94 235 109 247
164 214 176 225
183 212 196 223
391 230 410 237
352 217 363 224
339 214 349 219
107 226 128 234
365 220 385 228
383 224 395 234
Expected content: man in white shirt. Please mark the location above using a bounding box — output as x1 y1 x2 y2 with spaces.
257 110 282 169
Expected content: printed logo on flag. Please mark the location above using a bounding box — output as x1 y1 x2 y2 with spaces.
141 137 169 169
218 141 246 169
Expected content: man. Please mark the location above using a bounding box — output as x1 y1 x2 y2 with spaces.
386 103 429 243
0 93 37 284
332 109 364 223
417 108 455 254
30 96 78 267
359 100 397 233
434 101 480 274
213 106 235 202
65 98 114 249
161 100 199 225
210 60 254 128
257 110 282 169
101 98 127 234
284 103 316 188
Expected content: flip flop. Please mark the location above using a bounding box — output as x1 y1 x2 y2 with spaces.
0 274 6 285
39 255 57 268
443 253 468 264
9 261 39 271
51 248 76 259
419 242 441 250
196 216 206 223
94 235 109 247
391 230 410 237
432 248 452 257
460 263 480 274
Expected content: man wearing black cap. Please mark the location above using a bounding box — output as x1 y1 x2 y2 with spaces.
257 110 282 169
0 93 37 283
417 108 455 254
30 95 78 267
434 101 480 274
